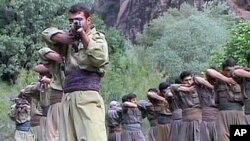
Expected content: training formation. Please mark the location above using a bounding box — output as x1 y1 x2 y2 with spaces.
6 2 250 141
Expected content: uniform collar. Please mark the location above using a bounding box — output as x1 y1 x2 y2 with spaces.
87 27 96 36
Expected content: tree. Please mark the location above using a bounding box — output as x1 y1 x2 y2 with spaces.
212 21 250 66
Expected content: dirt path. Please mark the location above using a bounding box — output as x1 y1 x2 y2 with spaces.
227 0 250 19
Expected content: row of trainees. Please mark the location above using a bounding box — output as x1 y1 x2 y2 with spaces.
106 58 250 141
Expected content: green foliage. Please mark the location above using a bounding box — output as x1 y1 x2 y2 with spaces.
212 21 250 66
0 35 26 74
0 0 125 83
137 3 233 78
102 44 165 102
136 4 199 47
92 15 126 54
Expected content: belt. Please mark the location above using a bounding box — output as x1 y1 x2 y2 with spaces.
157 114 173 124
109 125 122 133
123 123 141 131
202 107 219 121
16 121 31 131
41 106 50 116
182 108 202 121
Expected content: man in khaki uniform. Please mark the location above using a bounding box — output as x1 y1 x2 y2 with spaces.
166 79 182 141
196 74 219 141
121 93 146 141
38 44 65 141
42 3 109 141
8 96 34 141
106 101 122 141
146 88 163 141
22 82 43 141
169 71 214 141
207 58 246 141
23 73 51 141
147 83 172 141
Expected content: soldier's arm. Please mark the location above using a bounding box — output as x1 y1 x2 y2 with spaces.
38 47 62 64
147 91 167 103
42 27 73 44
84 32 109 68
34 64 49 74
170 84 192 92
178 85 195 92
194 76 214 89
207 68 236 84
233 68 250 78
123 102 137 107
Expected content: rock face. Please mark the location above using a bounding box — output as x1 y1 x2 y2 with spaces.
92 0 121 27
93 0 172 43
228 0 250 19
234 0 250 10
93 0 208 43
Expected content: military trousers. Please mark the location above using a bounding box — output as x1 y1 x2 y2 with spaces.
59 90 107 141
217 110 246 141
15 130 34 141
45 102 61 141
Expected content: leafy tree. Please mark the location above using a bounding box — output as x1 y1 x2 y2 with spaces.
0 0 126 84
212 21 250 66
137 3 234 78
102 44 165 102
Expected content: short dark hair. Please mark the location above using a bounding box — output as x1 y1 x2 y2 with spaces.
127 93 137 101
122 94 128 103
179 70 192 81
69 3 91 18
147 88 158 93
222 58 236 70
174 77 182 84
158 82 170 93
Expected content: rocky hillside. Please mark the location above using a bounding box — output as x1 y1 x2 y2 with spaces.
93 0 250 42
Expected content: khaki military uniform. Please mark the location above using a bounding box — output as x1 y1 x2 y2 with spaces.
121 101 146 141
23 82 50 141
8 99 34 141
154 101 172 141
143 101 158 141
38 44 65 141
106 107 122 141
214 79 246 141
42 27 108 141
166 86 182 141
170 85 202 141
196 83 218 141
232 68 250 125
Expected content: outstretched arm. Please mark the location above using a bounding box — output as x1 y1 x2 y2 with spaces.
147 91 169 105
195 76 214 89
233 68 250 78
207 68 236 84
123 102 137 108
38 47 62 64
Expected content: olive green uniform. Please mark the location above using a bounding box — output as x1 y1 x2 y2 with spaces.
214 79 246 141
42 27 108 141
38 45 65 141
23 82 50 141
8 99 34 141
170 85 202 141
